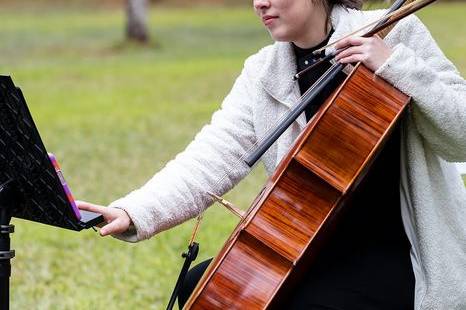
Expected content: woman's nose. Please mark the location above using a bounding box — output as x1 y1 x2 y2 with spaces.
253 0 271 11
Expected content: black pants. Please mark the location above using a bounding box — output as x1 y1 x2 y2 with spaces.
177 258 213 309
177 256 414 310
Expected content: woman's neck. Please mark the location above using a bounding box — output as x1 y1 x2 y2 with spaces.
293 7 331 49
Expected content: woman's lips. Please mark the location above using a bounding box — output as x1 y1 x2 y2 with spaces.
262 15 278 26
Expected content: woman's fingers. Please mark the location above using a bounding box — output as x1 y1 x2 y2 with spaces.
338 53 367 65
334 35 392 72
100 211 133 236
335 45 365 62
76 200 112 228
76 200 132 236
76 200 106 214
100 218 127 236
335 36 368 50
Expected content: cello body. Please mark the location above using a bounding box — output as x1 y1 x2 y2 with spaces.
184 64 410 309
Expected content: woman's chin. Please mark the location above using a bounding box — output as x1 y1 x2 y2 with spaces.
268 31 292 43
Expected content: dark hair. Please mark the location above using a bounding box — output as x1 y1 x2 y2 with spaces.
320 0 363 26
325 0 363 11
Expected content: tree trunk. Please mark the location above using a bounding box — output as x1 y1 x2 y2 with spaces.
126 0 149 43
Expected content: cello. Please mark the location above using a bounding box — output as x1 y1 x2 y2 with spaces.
183 0 432 308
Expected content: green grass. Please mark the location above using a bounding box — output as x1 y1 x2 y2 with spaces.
0 3 465 309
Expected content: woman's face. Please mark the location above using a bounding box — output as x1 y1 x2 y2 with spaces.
253 0 328 47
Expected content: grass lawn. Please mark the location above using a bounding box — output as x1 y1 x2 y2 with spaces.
0 2 465 309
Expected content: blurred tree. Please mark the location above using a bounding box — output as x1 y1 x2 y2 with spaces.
126 0 149 43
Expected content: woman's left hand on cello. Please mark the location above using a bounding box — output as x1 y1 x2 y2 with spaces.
334 35 393 72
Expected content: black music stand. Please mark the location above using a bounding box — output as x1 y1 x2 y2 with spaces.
0 75 104 309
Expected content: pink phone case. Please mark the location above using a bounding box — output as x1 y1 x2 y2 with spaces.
48 153 81 220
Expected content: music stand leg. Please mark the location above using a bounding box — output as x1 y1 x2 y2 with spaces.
0 180 16 310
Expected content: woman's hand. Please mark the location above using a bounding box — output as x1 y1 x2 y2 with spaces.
334 36 392 72
77 200 132 237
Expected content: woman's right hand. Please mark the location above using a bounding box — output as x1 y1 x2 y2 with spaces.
77 200 132 237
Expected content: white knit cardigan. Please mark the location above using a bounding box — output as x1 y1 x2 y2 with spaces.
110 6 466 309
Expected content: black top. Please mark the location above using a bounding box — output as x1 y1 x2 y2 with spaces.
289 33 415 309
292 30 345 121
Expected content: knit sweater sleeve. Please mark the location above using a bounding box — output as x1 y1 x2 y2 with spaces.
109 61 257 242
375 15 466 162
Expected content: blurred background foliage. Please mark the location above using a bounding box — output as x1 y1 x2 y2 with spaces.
0 0 464 309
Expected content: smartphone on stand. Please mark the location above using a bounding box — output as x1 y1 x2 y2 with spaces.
48 153 81 220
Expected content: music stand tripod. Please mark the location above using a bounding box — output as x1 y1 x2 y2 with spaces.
0 179 17 309
0 75 104 309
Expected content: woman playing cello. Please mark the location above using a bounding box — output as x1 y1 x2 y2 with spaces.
79 0 466 308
